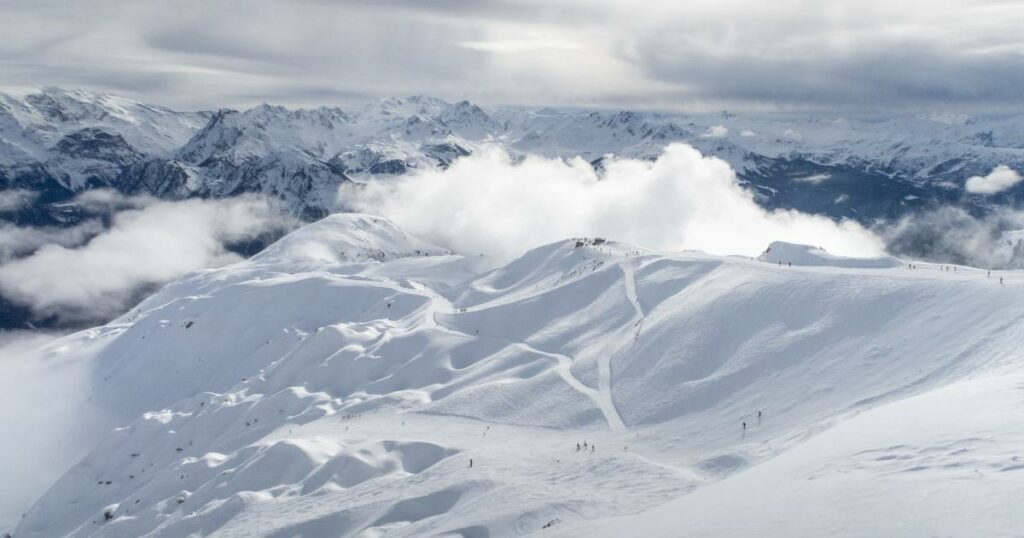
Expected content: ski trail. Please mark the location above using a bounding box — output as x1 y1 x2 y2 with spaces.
507 341 625 431
621 264 645 340
408 282 625 431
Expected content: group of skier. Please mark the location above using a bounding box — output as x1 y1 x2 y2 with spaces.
911 264 1008 284
742 410 764 431
576 440 596 453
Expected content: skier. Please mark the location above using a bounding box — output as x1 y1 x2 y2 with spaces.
1001 277 1005 285
591 445 595 453
470 459 473 468
576 442 581 452
742 421 747 430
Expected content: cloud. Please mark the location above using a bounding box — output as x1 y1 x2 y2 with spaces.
2 0 1023 111
877 205 1024 269
964 164 1022 194
458 39 582 53
0 195 294 324
793 173 831 185
0 220 105 262
701 124 729 138
0 330 86 532
344 143 884 260
0 190 39 214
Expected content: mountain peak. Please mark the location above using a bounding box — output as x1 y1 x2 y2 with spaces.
250 213 450 266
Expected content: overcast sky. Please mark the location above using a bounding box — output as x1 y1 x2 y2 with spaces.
1 0 1023 112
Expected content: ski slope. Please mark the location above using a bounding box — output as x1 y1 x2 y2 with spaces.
11 214 1024 537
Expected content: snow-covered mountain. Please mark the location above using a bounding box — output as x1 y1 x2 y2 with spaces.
0 87 208 195
4 87 1024 224
12 214 1024 536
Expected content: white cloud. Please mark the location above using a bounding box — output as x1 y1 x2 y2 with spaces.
0 220 105 262
4 0 1021 111
965 165 1022 194
0 330 85 531
0 190 39 214
458 39 583 54
0 196 292 323
345 143 884 261
702 124 729 138
793 173 831 185
782 129 803 140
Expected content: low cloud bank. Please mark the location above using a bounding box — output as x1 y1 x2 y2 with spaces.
0 221 106 262
344 143 885 261
0 331 82 532
878 206 1024 269
0 193 295 325
965 165 1022 194
0 190 39 214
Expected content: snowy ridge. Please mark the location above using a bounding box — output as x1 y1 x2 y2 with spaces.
250 213 451 267
13 215 1024 536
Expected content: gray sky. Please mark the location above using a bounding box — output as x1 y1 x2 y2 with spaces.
2 0 1023 112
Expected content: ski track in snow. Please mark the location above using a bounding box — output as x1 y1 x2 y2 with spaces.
621 263 645 340
418 282 627 431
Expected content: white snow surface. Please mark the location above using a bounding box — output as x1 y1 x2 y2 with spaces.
11 214 1024 537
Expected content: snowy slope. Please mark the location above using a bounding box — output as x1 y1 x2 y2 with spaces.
12 214 1024 537
572 373 1024 537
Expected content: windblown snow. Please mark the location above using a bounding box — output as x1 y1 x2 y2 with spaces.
10 214 1024 537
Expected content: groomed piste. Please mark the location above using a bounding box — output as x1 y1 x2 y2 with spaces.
15 214 1024 537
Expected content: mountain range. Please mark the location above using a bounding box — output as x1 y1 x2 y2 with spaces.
4 87 1024 227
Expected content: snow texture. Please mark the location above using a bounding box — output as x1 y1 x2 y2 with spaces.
10 213 1024 537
